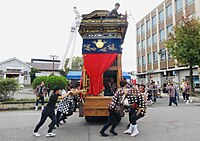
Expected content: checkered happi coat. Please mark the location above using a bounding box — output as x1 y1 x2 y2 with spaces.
108 87 125 111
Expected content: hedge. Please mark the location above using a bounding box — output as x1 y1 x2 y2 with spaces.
32 76 48 89
45 76 69 90
32 76 69 90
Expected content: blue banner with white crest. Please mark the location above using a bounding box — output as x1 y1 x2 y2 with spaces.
82 38 122 54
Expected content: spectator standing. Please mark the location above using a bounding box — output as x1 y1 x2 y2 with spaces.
35 81 46 111
46 83 51 97
168 83 178 106
185 81 192 104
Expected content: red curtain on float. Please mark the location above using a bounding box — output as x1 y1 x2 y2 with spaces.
83 54 117 96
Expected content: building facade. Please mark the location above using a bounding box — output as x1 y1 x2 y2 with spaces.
27 58 61 77
0 57 32 85
136 0 200 87
0 58 61 85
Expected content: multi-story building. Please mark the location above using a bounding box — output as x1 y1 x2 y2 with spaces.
136 0 200 87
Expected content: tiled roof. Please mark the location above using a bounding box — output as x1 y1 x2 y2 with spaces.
27 62 60 71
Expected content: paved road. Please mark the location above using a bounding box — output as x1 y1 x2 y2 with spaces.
1 96 200 141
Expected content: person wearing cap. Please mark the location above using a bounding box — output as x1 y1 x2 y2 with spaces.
33 86 69 138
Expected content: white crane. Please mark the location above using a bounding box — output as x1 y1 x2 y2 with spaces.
59 7 82 71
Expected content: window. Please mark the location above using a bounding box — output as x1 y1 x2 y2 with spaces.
167 24 173 36
142 40 146 49
186 0 194 5
166 4 172 18
159 29 165 41
24 76 28 80
153 52 158 63
152 33 157 44
147 54 152 64
24 71 28 75
175 0 182 12
137 27 141 35
142 56 146 65
7 69 21 72
147 36 152 47
159 10 164 23
141 24 145 34
137 42 141 50
152 16 157 27
146 20 150 31
168 48 172 60
160 49 166 61
137 57 141 66
188 12 195 19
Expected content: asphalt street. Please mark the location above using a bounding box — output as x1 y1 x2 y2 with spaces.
0 96 200 141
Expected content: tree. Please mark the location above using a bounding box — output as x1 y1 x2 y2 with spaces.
59 58 70 77
29 68 39 83
166 17 200 93
71 56 83 70
59 57 83 76
0 78 19 101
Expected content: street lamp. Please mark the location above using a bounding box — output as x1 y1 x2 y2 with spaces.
158 49 168 80
50 55 58 76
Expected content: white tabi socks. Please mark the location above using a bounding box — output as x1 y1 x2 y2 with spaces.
123 124 133 134
130 124 139 137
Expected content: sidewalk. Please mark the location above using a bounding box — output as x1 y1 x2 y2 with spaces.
15 88 36 99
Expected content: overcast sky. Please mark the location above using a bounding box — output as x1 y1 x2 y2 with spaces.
0 0 163 72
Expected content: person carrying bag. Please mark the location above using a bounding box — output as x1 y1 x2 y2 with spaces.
100 80 127 137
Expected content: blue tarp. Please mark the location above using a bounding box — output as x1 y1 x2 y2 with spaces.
122 71 131 79
66 71 131 80
66 71 82 80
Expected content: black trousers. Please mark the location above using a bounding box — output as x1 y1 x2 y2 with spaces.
169 97 178 106
153 90 157 102
56 110 73 123
129 108 143 125
34 108 57 133
183 92 189 100
47 88 50 97
100 109 121 133
36 96 44 106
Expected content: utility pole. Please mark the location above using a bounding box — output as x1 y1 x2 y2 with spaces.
50 55 58 76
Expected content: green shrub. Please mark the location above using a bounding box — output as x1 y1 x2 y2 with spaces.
32 76 48 89
0 78 19 102
45 76 69 90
